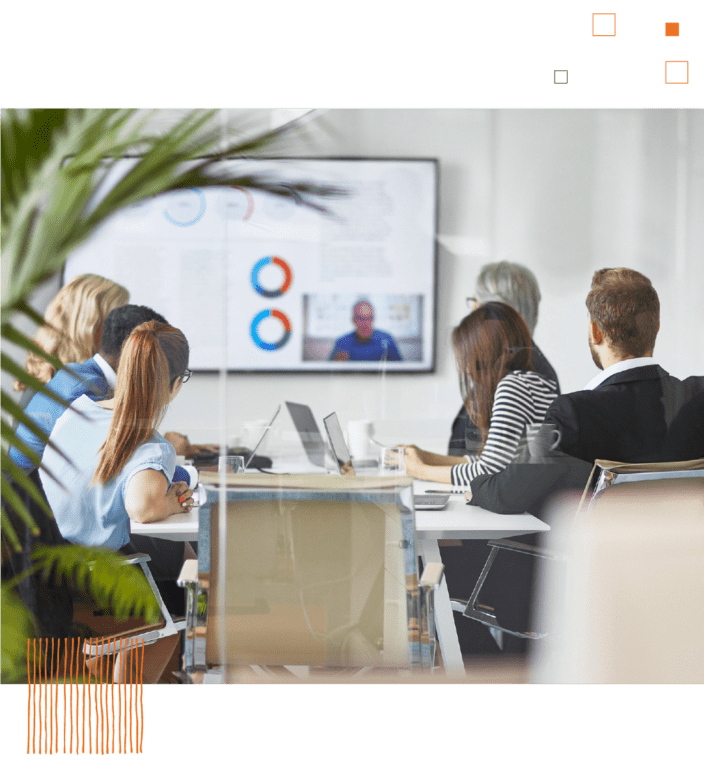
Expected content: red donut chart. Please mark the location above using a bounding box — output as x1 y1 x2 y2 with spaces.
251 256 293 298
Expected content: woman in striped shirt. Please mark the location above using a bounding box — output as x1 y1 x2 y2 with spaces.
403 302 558 485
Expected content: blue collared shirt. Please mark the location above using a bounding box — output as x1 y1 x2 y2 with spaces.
9 355 113 470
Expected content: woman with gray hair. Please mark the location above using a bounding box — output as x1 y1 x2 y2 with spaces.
448 261 560 454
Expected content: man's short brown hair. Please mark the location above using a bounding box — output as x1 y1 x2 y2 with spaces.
586 268 660 357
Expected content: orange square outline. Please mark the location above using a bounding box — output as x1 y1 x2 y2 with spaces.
665 22 679 37
592 12 616 36
665 61 689 84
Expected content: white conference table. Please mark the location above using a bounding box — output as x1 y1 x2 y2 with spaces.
132 477 549 676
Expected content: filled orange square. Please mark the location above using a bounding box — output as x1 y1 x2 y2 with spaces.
665 59 689 85
665 22 679 36
592 13 616 37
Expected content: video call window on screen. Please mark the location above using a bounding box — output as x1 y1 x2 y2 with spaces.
63 158 438 373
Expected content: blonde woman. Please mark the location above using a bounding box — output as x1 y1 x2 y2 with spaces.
14 273 129 402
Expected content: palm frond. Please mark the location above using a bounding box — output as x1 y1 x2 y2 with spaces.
31 544 162 623
0 586 36 683
1 107 337 680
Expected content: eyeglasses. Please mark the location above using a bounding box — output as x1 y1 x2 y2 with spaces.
180 369 192 384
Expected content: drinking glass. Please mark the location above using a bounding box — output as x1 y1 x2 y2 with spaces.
379 446 406 476
218 455 245 474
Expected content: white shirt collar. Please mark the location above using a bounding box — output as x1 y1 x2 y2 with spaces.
93 353 117 390
583 357 658 391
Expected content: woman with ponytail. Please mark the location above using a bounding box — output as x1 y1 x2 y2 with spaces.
39 321 194 682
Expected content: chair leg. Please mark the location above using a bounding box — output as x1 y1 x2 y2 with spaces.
488 627 504 650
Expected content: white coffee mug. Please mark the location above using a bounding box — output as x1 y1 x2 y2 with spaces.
347 419 374 458
526 423 562 456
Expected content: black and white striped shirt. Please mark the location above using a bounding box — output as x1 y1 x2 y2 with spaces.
450 371 559 486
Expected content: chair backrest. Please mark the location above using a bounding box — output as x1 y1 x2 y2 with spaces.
532 473 704 683
573 457 704 520
592 457 704 497
198 473 425 670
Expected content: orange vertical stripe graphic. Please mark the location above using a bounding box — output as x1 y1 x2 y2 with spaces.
26 639 30 754
61 637 68 755
129 637 137 752
39 638 43 754
108 638 116 755
51 637 55 753
20 634 158 756
70 639 74 754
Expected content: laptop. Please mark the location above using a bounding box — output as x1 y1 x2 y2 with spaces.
244 405 281 469
323 412 450 510
191 405 280 471
285 401 331 468
287 401 378 469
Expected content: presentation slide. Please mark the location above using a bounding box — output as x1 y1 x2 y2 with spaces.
63 158 438 372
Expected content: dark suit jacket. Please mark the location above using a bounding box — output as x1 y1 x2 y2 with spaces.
470 364 704 516
544 365 704 464
466 365 704 640
447 341 560 455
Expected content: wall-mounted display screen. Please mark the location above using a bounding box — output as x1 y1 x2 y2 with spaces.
63 158 438 372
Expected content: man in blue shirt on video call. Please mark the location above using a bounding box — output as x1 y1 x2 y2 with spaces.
329 300 403 362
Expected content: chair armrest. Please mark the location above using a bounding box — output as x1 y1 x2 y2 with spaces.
177 558 199 587
121 552 151 567
419 562 444 590
487 539 567 562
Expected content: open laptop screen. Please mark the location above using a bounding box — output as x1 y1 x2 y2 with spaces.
323 413 355 476
285 402 327 467
244 405 281 469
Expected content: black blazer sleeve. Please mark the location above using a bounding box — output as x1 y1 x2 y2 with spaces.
469 456 593 519
543 395 581 459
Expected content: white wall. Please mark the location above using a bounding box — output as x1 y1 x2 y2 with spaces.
9 109 704 455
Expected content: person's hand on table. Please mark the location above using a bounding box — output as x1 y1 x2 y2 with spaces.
396 444 456 484
464 489 472 503
399 444 429 480
169 480 194 515
189 442 219 455
333 351 350 361
165 432 219 459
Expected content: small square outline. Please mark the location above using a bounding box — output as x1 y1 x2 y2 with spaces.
665 22 679 37
554 70 568 84
665 61 689 84
592 13 616 36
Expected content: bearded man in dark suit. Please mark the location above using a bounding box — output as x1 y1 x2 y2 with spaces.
459 268 704 650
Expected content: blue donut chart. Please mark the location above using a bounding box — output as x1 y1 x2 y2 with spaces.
163 188 206 227
251 256 293 298
250 309 292 351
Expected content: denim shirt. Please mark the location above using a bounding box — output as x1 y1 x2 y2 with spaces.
10 356 111 470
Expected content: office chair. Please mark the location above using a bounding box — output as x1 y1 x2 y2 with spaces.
2 468 185 678
452 457 704 642
178 473 445 681
531 467 704 682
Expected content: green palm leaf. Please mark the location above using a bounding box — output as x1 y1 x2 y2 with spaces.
1 107 340 682
0 586 36 683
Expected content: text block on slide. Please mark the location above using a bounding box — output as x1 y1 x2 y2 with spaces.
592 13 616 36
666 61 689 84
